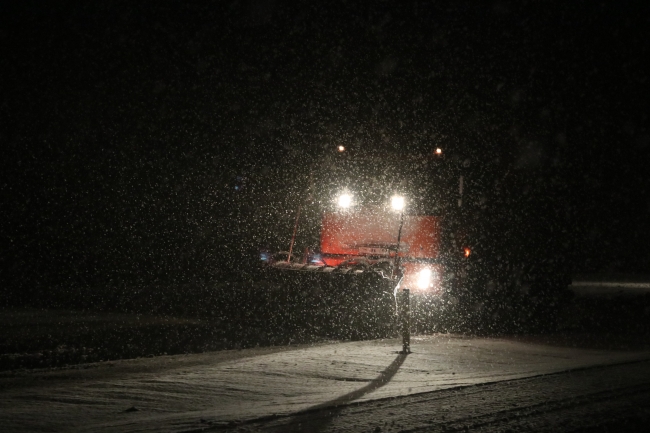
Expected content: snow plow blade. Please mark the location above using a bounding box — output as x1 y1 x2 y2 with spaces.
261 263 395 340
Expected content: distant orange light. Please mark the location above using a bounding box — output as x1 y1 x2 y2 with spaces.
338 145 345 152
435 148 443 155
464 247 471 258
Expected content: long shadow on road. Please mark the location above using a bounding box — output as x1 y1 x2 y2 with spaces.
265 352 408 432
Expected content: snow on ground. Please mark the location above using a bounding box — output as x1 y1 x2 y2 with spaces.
1 335 648 432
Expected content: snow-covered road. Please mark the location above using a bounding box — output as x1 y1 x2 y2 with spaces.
1 335 648 432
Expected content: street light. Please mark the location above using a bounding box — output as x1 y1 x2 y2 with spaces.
337 145 345 152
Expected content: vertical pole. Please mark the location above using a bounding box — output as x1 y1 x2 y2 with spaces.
287 204 301 263
394 209 409 353
394 210 405 273
399 288 410 353
287 163 314 263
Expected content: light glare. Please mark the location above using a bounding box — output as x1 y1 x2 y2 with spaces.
391 195 405 211
417 268 432 289
338 193 352 208
338 145 345 152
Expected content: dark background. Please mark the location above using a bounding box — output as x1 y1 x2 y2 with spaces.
2 0 649 297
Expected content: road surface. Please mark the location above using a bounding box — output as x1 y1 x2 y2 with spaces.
1 335 649 432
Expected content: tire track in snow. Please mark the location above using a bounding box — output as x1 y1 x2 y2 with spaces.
239 360 650 433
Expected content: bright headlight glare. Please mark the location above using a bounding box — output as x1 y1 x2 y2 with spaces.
417 268 432 289
391 195 405 211
338 193 352 208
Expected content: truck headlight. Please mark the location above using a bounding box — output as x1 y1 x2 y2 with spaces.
338 193 352 208
417 268 432 289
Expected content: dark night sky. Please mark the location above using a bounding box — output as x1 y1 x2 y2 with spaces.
2 0 649 290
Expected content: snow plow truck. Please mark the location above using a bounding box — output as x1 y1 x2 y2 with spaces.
261 144 573 338
262 147 458 339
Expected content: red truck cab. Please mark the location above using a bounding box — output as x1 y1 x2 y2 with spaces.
319 207 444 293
